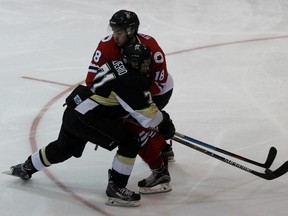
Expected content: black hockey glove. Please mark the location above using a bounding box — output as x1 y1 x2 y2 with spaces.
158 111 175 140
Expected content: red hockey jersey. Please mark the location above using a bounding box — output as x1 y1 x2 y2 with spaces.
85 33 173 95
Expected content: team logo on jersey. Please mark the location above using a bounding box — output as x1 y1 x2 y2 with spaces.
73 95 82 105
154 52 164 63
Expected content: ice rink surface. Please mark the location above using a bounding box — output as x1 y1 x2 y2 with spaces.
1 0 288 215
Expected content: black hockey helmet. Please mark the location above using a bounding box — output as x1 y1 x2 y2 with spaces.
122 43 152 69
109 10 140 37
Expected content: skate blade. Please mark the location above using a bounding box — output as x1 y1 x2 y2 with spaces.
105 197 141 207
139 182 172 194
2 169 13 176
2 169 31 180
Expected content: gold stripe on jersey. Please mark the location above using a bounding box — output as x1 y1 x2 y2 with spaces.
90 91 119 106
115 153 136 165
115 94 163 128
135 103 159 118
41 147 51 166
90 91 163 128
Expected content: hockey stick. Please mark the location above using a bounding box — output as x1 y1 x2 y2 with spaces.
125 119 277 170
172 136 288 180
174 132 277 169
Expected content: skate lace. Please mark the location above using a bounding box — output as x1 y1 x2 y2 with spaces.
22 163 32 171
118 187 133 196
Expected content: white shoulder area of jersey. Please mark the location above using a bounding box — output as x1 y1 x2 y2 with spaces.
101 34 113 43
97 62 111 74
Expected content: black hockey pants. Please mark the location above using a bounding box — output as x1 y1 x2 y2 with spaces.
45 108 140 164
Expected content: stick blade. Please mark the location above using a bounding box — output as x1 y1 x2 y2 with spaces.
265 161 288 180
264 147 277 168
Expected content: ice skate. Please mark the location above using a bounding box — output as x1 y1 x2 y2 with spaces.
138 165 172 194
105 169 141 207
3 157 36 180
106 181 141 207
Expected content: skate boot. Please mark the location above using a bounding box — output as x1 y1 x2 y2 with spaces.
4 157 37 180
161 141 175 162
105 170 141 207
138 165 172 194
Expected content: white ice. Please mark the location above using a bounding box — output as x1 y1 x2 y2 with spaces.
1 0 288 215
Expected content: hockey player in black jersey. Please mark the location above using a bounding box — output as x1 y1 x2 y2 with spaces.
6 43 175 207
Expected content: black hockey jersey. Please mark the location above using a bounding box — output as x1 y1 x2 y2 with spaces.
66 60 163 128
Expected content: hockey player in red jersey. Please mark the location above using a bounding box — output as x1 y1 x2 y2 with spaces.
85 10 175 193
85 11 174 102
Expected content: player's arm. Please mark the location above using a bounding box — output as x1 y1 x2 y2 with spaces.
85 36 112 86
115 91 175 139
114 89 163 128
148 39 169 95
